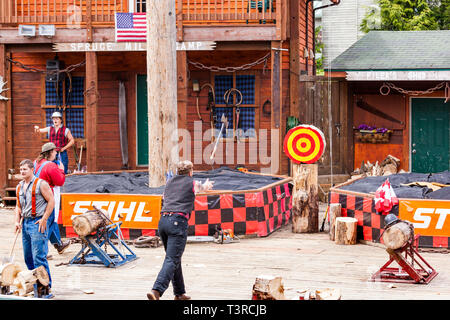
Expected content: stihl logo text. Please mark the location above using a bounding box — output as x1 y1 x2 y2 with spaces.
72 201 153 223
413 208 450 229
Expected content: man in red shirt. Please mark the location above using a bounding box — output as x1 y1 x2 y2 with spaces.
34 142 70 254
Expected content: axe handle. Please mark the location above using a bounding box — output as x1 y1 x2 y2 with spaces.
210 123 225 159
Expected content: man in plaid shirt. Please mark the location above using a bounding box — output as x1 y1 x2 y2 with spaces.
34 111 75 174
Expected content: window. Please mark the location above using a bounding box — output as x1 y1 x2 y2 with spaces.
135 0 146 13
212 73 258 140
42 75 85 138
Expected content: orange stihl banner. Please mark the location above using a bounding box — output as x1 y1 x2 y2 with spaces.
61 193 162 230
399 200 450 237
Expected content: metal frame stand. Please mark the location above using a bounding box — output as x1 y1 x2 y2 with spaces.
69 222 138 268
370 235 438 284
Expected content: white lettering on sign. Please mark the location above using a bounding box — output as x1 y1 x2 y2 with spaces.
71 201 152 223
53 42 216 52
412 208 450 229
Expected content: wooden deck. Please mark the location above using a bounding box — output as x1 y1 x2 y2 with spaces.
0 204 449 300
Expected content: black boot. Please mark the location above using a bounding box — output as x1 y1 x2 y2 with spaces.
54 240 70 254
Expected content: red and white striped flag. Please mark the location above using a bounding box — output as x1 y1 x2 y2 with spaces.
374 179 399 214
115 13 147 42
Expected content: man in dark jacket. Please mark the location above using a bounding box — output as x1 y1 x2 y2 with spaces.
147 160 213 300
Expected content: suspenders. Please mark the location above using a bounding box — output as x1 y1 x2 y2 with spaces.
17 178 40 217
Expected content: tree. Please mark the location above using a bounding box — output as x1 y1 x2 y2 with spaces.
428 0 450 29
360 0 439 32
315 26 324 75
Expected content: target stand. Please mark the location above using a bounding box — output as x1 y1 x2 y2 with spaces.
369 235 438 284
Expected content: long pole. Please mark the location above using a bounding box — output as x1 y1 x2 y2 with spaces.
147 0 179 187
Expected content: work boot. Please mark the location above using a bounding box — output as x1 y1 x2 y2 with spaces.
147 290 160 300
174 294 191 300
54 240 70 254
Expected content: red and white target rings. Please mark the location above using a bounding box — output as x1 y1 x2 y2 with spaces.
283 125 326 164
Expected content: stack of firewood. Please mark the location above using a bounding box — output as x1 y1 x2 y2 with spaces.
351 155 402 178
0 263 49 296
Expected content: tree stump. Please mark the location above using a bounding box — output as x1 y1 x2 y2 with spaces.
292 163 319 233
0 262 22 286
382 221 414 250
72 209 108 237
252 275 285 300
329 203 342 241
335 217 357 245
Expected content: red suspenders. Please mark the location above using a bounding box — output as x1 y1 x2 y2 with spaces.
17 178 40 217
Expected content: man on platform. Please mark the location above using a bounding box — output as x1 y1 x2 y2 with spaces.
34 111 75 174
147 160 213 300
34 142 71 254
15 159 55 289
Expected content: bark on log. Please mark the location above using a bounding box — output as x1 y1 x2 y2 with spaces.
335 217 357 245
382 221 414 250
72 210 108 237
34 265 49 287
252 275 285 300
0 262 21 286
329 203 342 241
292 163 319 233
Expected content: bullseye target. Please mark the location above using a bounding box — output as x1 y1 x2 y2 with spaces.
283 125 326 164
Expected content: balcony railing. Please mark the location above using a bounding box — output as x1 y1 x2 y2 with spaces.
0 0 280 26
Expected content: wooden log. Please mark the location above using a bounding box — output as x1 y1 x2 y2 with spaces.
0 263 22 286
315 288 342 300
16 270 37 296
292 163 319 233
329 203 342 241
252 275 285 300
335 217 357 245
33 265 50 287
382 221 414 250
72 210 108 237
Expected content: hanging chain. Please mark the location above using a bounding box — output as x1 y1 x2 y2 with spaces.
188 52 271 73
6 57 86 75
380 81 447 96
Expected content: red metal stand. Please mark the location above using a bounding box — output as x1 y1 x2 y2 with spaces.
370 235 438 284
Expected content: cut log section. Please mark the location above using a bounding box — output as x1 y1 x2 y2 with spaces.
315 288 342 300
0 262 22 286
33 265 50 287
292 163 319 233
382 221 414 250
329 203 342 241
15 270 37 296
72 209 108 237
252 275 285 300
335 217 357 245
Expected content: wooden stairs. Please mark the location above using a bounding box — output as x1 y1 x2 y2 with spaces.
1 187 17 206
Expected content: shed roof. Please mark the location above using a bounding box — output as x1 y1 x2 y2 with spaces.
328 30 450 71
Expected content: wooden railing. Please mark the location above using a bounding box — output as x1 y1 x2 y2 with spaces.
0 0 281 27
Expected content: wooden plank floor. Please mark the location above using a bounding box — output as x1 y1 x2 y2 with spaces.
0 205 449 300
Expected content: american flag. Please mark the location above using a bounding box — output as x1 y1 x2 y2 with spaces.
115 13 147 42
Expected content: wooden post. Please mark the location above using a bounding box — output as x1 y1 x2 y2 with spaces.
85 51 98 172
335 217 357 245
291 163 319 233
0 45 8 197
271 41 282 175
147 0 179 187
329 203 341 241
177 50 188 160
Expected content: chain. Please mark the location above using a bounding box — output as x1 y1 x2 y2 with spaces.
188 52 270 73
380 81 447 96
6 57 86 74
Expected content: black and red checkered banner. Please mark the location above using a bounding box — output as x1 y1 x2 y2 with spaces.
329 191 450 249
58 182 293 240
188 182 293 237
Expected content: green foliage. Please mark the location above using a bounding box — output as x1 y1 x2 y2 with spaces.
360 0 442 32
315 26 324 75
428 0 450 29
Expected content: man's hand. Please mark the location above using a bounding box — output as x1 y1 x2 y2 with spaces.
36 217 48 234
202 179 214 191
15 220 22 234
58 161 65 171
34 125 40 133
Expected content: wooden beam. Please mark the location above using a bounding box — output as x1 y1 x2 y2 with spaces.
176 50 188 161
86 0 93 42
85 51 98 172
215 41 270 51
289 0 300 119
0 45 7 196
147 0 179 187
182 25 277 41
271 41 282 175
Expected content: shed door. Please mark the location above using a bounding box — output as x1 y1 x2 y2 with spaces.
411 98 449 173
137 75 148 166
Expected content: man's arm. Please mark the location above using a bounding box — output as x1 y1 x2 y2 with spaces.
47 162 66 187
61 129 75 152
37 180 55 233
34 126 50 134
14 185 22 233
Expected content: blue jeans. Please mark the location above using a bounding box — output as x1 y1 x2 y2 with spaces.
152 214 188 297
55 150 69 174
22 217 52 288
48 209 62 246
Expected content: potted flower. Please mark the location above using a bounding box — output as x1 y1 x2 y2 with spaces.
356 124 392 143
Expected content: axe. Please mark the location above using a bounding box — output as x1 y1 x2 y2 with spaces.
210 113 228 160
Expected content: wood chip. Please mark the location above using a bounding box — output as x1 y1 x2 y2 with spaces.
82 289 95 294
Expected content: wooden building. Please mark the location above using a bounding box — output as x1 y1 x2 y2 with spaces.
328 30 450 173
0 1 346 198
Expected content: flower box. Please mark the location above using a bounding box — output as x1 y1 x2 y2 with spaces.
356 129 392 144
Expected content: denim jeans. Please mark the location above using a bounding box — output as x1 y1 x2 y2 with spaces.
22 217 52 288
152 214 188 297
48 209 62 246
54 150 68 174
